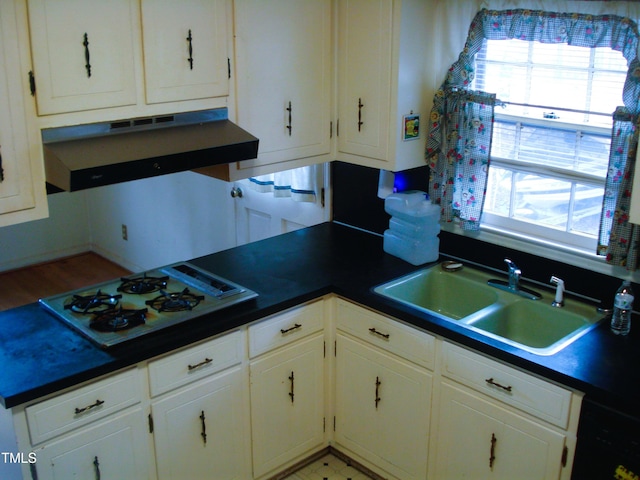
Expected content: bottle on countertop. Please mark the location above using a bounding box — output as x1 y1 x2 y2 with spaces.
611 280 634 336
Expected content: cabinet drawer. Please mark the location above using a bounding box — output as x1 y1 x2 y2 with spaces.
248 300 324 358
26 369 140 445
148 330 243 397
335 298 435 369
442 342 572 428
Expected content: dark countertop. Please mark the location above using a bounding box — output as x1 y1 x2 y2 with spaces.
1 222 639 417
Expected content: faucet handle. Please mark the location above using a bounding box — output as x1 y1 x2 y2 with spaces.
550 276 565 307
504 258 521 276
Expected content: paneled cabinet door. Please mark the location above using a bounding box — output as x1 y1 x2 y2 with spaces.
151 367 249 480
337 0 392 162
250 334 325 478
141 0 230 104
0 0 47 225
334 334 432 480
233 0 332 172
32 408 151 480
336 0 432 171
26 0 138 115
434 381 567 480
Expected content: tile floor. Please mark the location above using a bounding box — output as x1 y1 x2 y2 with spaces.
283 454 374 480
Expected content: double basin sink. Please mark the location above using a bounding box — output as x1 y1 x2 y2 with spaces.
374 262 605 355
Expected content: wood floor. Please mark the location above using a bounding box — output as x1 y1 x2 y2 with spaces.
0 253 130 311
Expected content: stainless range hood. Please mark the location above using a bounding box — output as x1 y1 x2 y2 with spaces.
42 109 259 192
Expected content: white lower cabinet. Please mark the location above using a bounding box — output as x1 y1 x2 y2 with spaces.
151 367 248 480
333 299 579 480
148 330 250 480
335 334 432 480
32 407 151 480
434 380 567 480
250 334 325 478
429 341 579 480
334 299 435 480
248 300 326 479
9 369 152 480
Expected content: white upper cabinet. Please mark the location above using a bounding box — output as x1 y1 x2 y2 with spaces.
0 0 47 226
230 0 332 178
26 0 138 115
141 0 230 104
336 0 433 171
26 0 231 117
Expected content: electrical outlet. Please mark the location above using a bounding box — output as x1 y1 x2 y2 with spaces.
121 224 128 241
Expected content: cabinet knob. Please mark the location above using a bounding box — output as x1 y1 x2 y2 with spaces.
230 186 243 198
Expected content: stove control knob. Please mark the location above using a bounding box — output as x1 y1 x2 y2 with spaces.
230 186 243 198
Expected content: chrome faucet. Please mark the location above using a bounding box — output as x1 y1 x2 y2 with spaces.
487 258 542 300
504 258 521 290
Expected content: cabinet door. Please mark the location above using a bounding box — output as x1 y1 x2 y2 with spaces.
33 408 151 480
335 334 432 480
27 0 138 115
234 0 332 170
141 0 229 104
337 0 392 161
250 334 325 478
152 367 249 480
0 0 47 225
435 381 566 480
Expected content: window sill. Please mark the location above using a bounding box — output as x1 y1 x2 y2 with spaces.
440 221 640 283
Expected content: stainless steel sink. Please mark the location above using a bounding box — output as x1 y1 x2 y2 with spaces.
374 263 604 355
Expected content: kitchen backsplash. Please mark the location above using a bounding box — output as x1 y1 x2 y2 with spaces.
332 161 622 307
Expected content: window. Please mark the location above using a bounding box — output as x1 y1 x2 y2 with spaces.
472 38 629 251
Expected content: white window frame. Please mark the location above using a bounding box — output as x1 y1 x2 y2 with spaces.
471 38 627 263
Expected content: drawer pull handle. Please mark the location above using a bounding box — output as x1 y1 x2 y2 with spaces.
485 377 512 392
357 97 364 131
288 371 295 403
281 323 302 335
187 29 194 70
286 101 293 136
188 358 213 371
489 433 497 470
375 376 381 408
83 33 91 78
93 455 101 480
369 327 390 340
74 399 104 415
199 410 207 444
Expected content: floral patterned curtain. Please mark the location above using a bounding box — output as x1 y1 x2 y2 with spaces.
598 108 640 268
428 88 496 230
426 8 640 266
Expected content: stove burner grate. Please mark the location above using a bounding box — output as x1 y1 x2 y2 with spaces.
118 274 169 295
90 306 147 332
146 288 205 312
64 290 122 314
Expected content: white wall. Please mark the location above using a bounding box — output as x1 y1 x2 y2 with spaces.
0 172 237 273
0 191 90 271
87 171 237 272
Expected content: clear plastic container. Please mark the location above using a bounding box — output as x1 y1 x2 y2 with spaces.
383 229 439 265
389 216 440 239
384 191 441 224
